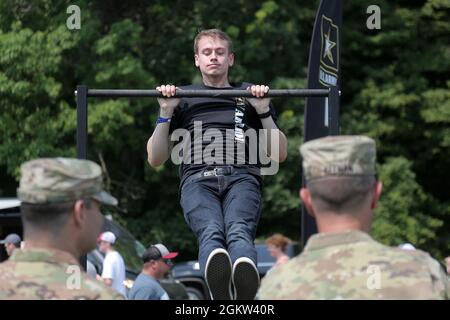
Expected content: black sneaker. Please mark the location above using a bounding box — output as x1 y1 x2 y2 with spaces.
232 257 260 300
205 248 232 300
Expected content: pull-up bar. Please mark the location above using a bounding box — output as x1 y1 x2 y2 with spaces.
77 88 330 98
75 84 339 271
75 85 339 159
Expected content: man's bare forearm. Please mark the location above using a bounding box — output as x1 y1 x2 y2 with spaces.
147 121 172 167
148 85 180 167
246 85 288 163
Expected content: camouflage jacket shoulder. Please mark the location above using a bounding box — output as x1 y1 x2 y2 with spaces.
0 248 123 300
258 230 449 300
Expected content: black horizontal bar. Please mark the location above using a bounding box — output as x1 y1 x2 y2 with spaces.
82 88 330 98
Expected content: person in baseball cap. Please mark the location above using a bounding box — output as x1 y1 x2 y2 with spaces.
0 233 22 257
258 136 450 300
143 244 179 262
0 157 123 300
98 231 116 244
128 244 179 300
97 231 127 297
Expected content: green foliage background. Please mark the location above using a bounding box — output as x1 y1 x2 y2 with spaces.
0 0 448 261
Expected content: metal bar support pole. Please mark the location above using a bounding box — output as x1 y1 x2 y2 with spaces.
328 86 340 135
76 85 88 271
76 85 88 159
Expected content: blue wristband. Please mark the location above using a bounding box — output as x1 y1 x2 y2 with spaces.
156 116 171 124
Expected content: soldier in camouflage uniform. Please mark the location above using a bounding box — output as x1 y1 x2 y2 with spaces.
258 136 449 299
0 158 123 300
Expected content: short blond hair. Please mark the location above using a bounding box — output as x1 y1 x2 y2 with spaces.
193 28 234 54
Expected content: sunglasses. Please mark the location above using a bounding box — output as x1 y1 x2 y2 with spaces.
161 259 173 266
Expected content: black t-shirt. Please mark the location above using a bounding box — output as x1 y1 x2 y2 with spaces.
168 82 278 185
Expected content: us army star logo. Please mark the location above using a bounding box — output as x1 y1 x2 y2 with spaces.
319 14 339 87
323 28 336 64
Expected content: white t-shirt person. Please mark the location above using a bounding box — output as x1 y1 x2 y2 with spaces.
102 250 126 296
98 231 126 297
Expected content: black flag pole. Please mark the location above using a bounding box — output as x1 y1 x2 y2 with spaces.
301 0 342 247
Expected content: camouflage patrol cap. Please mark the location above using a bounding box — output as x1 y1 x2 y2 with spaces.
300 135 376 181
17 158 118 205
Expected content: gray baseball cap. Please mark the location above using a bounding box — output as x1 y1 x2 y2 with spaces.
142 244 179 263
0 233 21 246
